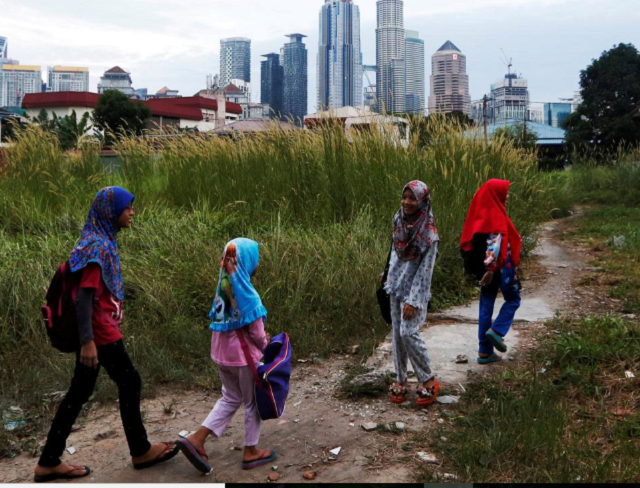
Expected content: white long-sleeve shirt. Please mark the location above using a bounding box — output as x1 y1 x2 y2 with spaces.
384 242 438 310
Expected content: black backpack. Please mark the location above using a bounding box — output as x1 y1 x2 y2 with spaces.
41 261 81 353
461 233 489 280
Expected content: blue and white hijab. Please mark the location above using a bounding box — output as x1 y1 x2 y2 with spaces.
209 238 268 332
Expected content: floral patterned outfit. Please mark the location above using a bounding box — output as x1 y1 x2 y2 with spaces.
384 180 439 385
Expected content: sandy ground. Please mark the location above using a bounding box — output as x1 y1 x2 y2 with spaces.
1 213 614 484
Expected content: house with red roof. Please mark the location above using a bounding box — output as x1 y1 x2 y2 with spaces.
22 91 242 132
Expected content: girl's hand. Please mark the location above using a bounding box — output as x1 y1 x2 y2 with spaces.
265 333 271 344
480 271 494 287
402 303 418 320
80 340 99 369
379 273 384 284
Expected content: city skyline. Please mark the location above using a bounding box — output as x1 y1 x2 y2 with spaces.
0 0 638 113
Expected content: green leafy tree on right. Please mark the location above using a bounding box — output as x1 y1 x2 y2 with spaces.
564 43 640 151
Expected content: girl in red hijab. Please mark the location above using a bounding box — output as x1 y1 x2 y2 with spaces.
460 179 522 363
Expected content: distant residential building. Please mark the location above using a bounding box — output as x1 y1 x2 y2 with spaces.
491 74 529 123
571 91 583 113
528 104 544 124
428 41 471 116
544 102 572 128
0 64 42 108
135 88 149 100
47 66 89 92
283 34 308 124
261 53 284 118
148 86 180 99
197 80 269 120
22 92 99 131
0 36 8 60
376 0 405 113
98 66 135 96
220 38 251 87
404 30 425 114
318 0 363 110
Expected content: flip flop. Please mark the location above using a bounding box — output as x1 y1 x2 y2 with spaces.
241 450 277 470
133 442 180 470
477 354 503 364
416 379 440 407
176 438 212 474
486 330 508 353
34 465 91 483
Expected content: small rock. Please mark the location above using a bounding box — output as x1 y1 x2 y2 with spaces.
625 314 637 320
436 396 460 405
441 410 455 418
329 447 341 457
416 451 438 464
395 422 405 431
267 472 280 482
441 436 448 442
66 446 76 455
444 473 458 481
293 419 300 423
349 423 355 427
361 422 377 432
437 418 445 424
94 430 116 441
625 371 635 379
539 368 547 374
455 354 468 364
349 345 360 355
294 401 302 408
271 466 278 471
303 471 316 480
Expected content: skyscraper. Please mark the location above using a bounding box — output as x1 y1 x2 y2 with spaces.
283 34 308 124
220 38 251 87
428 41 471 116
0 64 42 108
491 74 529 122
48 66 90 92
376 0 405 113
405 30 425 114
261 53 284 118
317 0 363 109
0 36 8 60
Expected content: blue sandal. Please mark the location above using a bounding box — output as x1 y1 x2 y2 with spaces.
477 353 502 364
485 330 507 353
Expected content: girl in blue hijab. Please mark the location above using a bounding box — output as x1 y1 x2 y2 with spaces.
177 238 275 473
35 187 179 482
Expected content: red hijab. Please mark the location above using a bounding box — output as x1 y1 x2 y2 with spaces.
460 179 521 267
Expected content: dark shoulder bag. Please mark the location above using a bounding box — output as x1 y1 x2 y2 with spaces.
376 242 394 324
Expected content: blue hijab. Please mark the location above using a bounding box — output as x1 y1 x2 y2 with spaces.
209 238 267 332
69 187 135 301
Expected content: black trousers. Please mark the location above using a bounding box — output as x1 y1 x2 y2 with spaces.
38 340 151 467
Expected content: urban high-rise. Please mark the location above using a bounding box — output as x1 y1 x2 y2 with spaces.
97 66 135 96
0 64 42 108
428 41 471 116
317 0 363 109
544 102 572 128
261 53 284 118
48 66 90 92
376 0 405 113
405 30 425 114
0 36 7 60
491 74 529 122
220 38 251 87
283 34 308 124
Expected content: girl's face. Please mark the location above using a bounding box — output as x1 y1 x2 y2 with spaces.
116 204 135 229
402 189 419 217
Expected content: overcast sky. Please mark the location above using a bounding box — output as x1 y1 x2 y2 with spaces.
1 0 638 112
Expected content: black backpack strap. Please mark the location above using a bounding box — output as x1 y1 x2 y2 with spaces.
382 240 394 285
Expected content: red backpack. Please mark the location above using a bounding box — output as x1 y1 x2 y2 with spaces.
41 262 81 353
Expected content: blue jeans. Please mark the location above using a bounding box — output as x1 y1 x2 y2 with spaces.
478 263 521 356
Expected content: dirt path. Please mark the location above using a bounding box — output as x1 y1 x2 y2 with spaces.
0 215 593 484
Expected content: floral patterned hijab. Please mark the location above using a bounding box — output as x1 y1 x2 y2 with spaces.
69 187 134 301
393 181 439 261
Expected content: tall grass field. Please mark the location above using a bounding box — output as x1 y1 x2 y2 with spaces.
0 120 569 408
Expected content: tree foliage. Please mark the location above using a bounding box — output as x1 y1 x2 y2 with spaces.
564 43 640 151
493 123 537 151
30 109 94 150
93 89 151 143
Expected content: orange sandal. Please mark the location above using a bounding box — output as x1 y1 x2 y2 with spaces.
389 383 408 404
416 379 440 407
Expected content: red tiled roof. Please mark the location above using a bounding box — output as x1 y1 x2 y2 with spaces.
105 66 128 74
22 92 100 109
145 96 243 119
222 84 243 93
